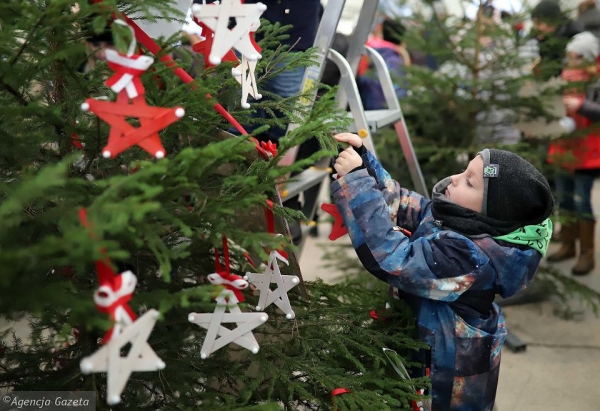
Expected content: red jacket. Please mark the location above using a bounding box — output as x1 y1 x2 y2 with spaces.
548 68 600 170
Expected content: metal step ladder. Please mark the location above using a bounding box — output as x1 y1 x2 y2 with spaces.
279 0 428 253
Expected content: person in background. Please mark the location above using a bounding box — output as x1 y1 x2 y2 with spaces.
576 0 600 39
190 0 320 145
244 0 321 242
331 132 553 411
81 21 115 73
530 0 583 80
547 31 600 275
190 0 321 242
356 18 410 110
174 10 204 78
243 0 321 145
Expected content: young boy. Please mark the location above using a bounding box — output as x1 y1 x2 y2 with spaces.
331 132 554 411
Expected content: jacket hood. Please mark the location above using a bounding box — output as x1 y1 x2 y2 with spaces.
474 220 550 298
493 218 553 256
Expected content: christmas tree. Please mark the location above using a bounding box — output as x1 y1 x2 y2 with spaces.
0 1 428 410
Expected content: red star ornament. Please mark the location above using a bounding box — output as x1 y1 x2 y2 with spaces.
82 92 184 159
320 203 348 241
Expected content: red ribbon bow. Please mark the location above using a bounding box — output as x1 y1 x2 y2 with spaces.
208 272 248 302
104 50 154 99
93 270 138 343
212 236 249 302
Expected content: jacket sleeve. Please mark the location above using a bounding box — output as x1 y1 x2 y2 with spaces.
359 148 427 233
331 168 485 301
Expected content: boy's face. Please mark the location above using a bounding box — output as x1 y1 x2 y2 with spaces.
445 156 484 213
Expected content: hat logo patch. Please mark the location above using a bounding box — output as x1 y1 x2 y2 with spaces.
484 164 499 178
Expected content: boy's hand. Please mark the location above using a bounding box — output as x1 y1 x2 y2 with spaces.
334 147 363 177
334 132 363 148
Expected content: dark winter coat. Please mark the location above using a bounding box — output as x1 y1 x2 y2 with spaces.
331 150 547 411
534 20 583 80
246 0 320 52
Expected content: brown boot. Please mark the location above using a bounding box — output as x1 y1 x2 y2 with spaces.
572 220 595 275
547 222 577 262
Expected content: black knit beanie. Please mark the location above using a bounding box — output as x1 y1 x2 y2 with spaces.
480 149 554 226
431 149 554 236
531 0 563 23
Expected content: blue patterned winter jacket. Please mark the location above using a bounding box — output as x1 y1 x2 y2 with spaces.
331 150 545 411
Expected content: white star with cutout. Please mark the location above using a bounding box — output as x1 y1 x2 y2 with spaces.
244 250 299 319
188 289 268 358
191 0 266 65
80 309 165 406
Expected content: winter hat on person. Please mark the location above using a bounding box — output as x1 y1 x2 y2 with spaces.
566 31 600 62
431 149 554 237
479 149 553 225
531 0 563 23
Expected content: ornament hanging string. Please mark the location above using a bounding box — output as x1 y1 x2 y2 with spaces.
213 235 247 302
242 199 288 269
265 199 288 264
78 208 115 285
78 208 138 343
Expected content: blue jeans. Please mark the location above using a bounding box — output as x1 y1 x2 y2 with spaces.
554 171 596 221
247 54 306 144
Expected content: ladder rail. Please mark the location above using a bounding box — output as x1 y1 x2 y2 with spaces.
328 48 377 156
336 0 380 109
364 45 401 113
278 0 429 256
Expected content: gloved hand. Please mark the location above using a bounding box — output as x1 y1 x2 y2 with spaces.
334 147 363 177
334 132 363 148
332 133 365 178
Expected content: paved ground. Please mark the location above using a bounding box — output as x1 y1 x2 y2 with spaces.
298 179 600 411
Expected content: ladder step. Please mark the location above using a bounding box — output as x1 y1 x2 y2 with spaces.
280 167 331 201
347 109 403 132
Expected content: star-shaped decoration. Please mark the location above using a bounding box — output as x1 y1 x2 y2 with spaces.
192 20 239 68
320 203 348 241
188 289 268 358
232 55 262 108
82 92 185 159
191 0 266 64
80 309 165 406
244 250 299 319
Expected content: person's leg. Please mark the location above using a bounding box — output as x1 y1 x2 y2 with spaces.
548 172 577 262
572 170 596 275
260 55 308 243
259 55 306 144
